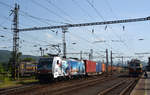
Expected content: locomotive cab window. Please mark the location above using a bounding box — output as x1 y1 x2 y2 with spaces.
38 58 53 69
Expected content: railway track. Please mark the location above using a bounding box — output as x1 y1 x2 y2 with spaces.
0 73 111 95
0 72 126 95
0 83 40 95
119 78 139 95
98 78 139 95
38 75 120 95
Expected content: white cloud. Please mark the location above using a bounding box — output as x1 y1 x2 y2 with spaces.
45 33 62 43
93 38 106 43
45 33 53 38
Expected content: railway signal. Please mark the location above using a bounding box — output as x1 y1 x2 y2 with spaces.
110 50 113 73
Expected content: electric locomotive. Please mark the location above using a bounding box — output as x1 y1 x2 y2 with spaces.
128 59 142 77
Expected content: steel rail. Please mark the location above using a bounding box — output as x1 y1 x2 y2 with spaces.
98 80 127 95
119 78 139 95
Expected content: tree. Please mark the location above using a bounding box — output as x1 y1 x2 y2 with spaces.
0 63 4 73
22 57 35 62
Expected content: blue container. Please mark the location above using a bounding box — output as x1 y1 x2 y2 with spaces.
96 62 102 72
67 60 85 76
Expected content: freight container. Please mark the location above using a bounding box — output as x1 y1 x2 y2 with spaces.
118 67 123 72
108 66 111 72
112 66 117 71
96 62 102 73
102 63 106 72
84 60 96 73
108 65 117 72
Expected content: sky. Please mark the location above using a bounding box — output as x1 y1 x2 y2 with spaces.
0 0 150 62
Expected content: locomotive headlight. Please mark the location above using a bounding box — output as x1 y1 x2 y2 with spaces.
37 71 40 73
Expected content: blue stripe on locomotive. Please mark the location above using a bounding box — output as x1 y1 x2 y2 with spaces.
96 62 102 72
67 60 85 75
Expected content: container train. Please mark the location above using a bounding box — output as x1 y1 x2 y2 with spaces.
37 56 120 82
128 59 142 77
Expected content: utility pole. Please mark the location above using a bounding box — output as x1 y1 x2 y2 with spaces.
12 3 19 80
89 49 93 60
106 49 108 73
110 50 113 73
39 47 48 56
39 47 43 56
80 51 82 60
62 27 67 58
122 56 123 67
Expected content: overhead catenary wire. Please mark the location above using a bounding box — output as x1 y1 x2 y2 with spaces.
0 1 50 26
31 0 72 23
86 0 105 21
0 15 12 29
71 0 114 52
0 1 71 55
104 0 119 19
46 0 106 53
20 11 70 25
46 0 105 53
71 0 94 20
85 0 133 54
104 0 125 28
103 0 131 52
68 29 109 53
0 1 70 26
18 14 150 55
0 0 147 57
46 0 74 22
0 0 91 55
24 0 110 54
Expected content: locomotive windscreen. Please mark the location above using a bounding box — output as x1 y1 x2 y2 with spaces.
38 58 53 70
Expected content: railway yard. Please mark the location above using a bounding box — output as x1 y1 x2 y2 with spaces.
1 0 150 95
0 72 141 95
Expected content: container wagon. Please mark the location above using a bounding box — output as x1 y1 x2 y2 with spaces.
102 63 106 72
96 62 102 74
84 60 96 75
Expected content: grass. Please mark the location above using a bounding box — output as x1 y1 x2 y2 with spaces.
0 76 38 88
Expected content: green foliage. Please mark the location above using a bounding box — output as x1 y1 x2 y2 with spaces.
0 62 8 73
43 55 49 57
0 64 4 73
0 50 39 63
0 50 11 63
22 57 35 62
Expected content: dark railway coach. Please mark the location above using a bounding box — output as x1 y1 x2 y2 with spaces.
128 59 142 77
